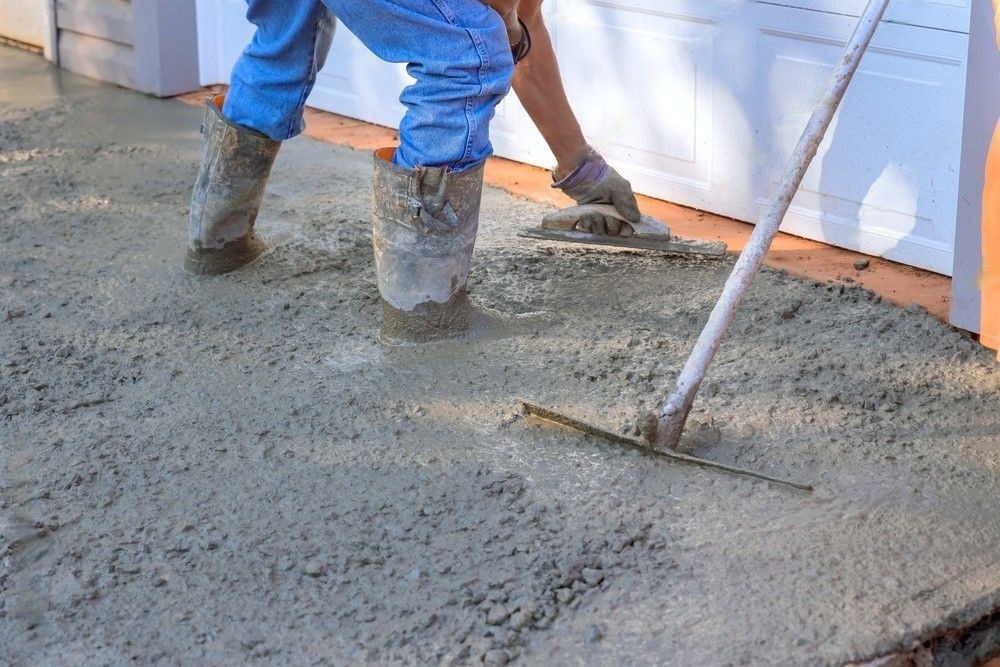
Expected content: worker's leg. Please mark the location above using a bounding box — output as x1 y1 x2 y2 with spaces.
224 0 335 140
321 0 513 171
184 0 335 275
321 0 533 342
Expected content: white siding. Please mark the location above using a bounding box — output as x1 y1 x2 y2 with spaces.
0 0 49 47
56 0 135 90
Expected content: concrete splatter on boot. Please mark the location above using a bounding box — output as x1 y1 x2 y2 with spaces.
372 148 543 345
183 94 279 276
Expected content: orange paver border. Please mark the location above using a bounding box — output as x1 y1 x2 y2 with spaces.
177 87 953 323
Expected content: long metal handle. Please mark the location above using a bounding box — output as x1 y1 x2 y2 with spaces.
652 0 893 450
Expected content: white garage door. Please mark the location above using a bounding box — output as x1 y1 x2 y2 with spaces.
0 0 49 48
195 0 970 275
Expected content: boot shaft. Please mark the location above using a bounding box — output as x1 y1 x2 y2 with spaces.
188 95 280 251
372 148 484 313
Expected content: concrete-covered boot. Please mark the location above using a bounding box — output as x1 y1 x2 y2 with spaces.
372 147 540 345
184 94 279 276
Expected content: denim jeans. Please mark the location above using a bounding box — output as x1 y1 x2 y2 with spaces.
223 0 514 171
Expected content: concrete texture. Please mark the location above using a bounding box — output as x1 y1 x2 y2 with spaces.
2 47 999 665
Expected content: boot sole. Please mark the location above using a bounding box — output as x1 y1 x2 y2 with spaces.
183 235 266 276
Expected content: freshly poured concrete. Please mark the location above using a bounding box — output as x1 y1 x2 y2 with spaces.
1 47 998 665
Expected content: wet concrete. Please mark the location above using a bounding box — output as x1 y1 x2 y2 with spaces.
1 47 999 665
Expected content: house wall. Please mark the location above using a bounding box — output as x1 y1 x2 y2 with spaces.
53 0 199 97
56 0 136 89
0 0 50 48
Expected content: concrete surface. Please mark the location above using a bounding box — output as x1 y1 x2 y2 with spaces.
2 46 999 665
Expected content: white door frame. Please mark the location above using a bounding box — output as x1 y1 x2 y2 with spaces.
44 0 57 61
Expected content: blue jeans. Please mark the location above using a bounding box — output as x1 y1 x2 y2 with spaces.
223 0 513 171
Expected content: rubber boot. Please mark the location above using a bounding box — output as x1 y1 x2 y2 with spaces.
183 94 279 276
372 148 540 345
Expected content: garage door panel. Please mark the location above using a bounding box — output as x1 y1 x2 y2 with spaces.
751 7 966 273
56 0 132 46
554 0 728 201
561 22 703 170
757 0 971 33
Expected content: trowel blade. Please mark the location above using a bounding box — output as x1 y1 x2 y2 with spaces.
541 204 670 236
518 227 727 256
524 204 727 256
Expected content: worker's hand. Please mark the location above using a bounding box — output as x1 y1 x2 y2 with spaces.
480 0 524 47
552 150 642 236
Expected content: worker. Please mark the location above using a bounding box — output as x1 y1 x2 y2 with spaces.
980 0 1000 355
182 0 641 344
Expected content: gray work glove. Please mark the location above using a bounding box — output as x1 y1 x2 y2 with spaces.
552 150 642 236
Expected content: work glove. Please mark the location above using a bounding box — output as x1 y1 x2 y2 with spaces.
552 150 642 236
